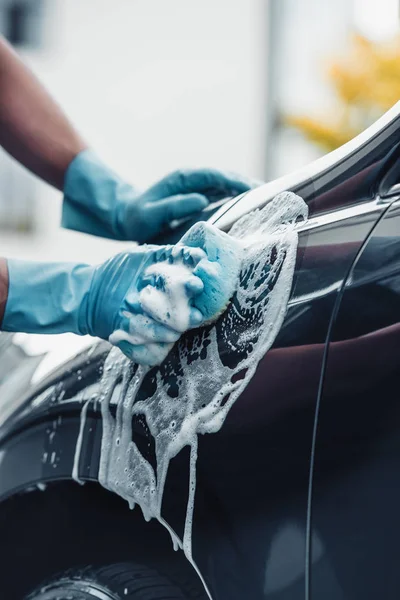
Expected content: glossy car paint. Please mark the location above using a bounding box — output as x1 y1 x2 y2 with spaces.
310 198 400 600
0 102 399 600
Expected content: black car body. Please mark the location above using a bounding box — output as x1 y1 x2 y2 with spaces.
0 101 399 600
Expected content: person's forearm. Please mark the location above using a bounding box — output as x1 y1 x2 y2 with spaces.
0 258 9 327
0 36 87 189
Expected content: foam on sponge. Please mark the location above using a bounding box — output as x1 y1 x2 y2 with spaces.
180 221 242 324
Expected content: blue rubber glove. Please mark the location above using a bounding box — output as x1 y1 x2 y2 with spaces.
62 150 255 243
2 244 207 366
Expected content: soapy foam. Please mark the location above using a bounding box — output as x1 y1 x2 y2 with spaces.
139 261 194 332
109 249 207 365
75 192 308 594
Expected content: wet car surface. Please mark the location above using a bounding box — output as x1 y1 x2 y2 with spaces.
0 102 399 600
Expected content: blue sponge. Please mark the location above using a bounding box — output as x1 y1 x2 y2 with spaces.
180 222 242 325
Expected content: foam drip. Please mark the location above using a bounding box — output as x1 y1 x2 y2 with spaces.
72 399 89 485
75 192 308 595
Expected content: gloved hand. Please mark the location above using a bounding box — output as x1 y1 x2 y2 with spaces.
62 150 256 243
1 244 208 366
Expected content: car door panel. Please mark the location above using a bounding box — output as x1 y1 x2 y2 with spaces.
310 198 400 600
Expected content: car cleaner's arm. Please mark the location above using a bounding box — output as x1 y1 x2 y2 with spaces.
0 36 86 189
0 241 210 366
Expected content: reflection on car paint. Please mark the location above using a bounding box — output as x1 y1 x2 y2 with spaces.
310 198 400 599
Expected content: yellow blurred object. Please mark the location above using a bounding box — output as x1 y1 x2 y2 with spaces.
286 34 400 152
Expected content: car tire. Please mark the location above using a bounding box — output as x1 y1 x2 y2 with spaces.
25 562 189 599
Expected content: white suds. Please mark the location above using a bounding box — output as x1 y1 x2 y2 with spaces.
139 261 194 332
75 192 308 595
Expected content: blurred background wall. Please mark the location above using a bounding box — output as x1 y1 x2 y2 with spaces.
0 0 399 263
